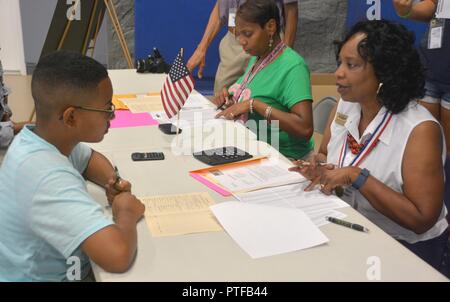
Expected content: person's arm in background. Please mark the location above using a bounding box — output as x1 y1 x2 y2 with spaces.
0 121 14 147
393 0 438 22
187 1 224 79
283 1 299 47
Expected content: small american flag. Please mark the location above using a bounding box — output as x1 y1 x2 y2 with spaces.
160 49 195 118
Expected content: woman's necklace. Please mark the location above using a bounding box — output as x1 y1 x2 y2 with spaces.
347 133 366 155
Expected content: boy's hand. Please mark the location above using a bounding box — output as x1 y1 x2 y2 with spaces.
105 178 132 205
112 192 145 223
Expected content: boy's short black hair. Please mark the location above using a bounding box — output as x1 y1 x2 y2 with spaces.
32 51 108 119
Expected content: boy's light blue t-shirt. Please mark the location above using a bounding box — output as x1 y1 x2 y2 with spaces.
0 126 114 281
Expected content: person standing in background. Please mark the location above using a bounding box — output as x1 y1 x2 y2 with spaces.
187 0 298 95
0 58 27 148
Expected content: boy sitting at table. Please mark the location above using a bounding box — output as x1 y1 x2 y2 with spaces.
0 51 145 281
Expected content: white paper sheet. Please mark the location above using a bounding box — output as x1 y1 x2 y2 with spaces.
151 108 223 129
210 201 329 259
234 182 349 226
170 108 222 129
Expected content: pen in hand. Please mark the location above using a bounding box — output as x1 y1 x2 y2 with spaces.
114 166 122 190
217 96 231 111
325 216 369 233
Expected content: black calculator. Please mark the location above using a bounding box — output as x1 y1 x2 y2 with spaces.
193 147 252 166
131 152 165 161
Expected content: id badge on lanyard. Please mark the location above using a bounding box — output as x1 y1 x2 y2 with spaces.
228 8 237 27
428 18 445 49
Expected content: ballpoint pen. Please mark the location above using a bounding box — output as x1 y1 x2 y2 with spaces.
217 102 225 111
114 165 122 188
325 216 369 233
216 96 231 110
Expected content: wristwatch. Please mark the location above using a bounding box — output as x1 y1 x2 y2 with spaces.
351 168 370 190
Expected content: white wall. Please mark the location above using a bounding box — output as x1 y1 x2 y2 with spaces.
0 0 27 75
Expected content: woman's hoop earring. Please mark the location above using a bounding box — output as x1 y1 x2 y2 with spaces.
377 83 383 95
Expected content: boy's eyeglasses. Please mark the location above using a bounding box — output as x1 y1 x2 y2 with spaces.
74 104 116 117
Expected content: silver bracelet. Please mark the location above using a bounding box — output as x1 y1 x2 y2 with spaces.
264 106 273 121
249 99 254 114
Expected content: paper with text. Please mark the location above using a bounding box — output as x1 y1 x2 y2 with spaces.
120 95 164 113
207 158 307 193
141 192 223 237
235 182 349 226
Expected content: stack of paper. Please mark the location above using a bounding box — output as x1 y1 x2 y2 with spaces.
205 158 307 193
234 182 349 227
120 95 164 113
210 201 329 259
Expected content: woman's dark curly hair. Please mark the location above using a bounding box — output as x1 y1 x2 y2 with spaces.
335 20 425 114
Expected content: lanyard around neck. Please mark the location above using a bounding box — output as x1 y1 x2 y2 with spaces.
233 40 286 102
338 111 393 168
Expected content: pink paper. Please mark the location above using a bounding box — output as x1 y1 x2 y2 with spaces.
110 110 159 128
189 173 231 197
